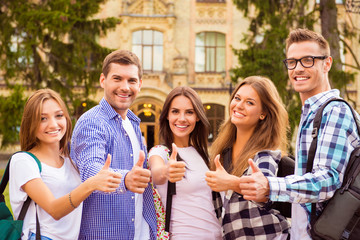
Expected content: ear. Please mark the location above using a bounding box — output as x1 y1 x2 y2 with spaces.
324 56 333 73
260 113 266 120
138 79 143 92
100 73 106 88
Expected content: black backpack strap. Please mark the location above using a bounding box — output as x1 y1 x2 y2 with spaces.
165 181 175 232
307 98 360 223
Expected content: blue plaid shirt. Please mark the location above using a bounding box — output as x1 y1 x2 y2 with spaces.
268 89 359 231
70 98 156 240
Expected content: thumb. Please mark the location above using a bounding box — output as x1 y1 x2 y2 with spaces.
214 154 224 171
102 154 111 170
135 150 145 168
248 158 260 174
169 143 178 161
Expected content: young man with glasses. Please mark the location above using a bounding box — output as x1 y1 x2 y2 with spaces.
237 28 359 239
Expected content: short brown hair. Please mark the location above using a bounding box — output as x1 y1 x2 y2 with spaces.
20 89 72 157
102 50 143 79
285 28 330 56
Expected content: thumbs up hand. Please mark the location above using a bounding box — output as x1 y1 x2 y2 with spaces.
205 155 235 192
125 150 151 194
238 159 269 202
91 154 122 193
165 143 186 183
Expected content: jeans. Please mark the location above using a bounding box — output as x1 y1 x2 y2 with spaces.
28 232 53 240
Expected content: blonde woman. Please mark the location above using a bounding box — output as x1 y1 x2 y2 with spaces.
206 76 290 240
9 89 121 240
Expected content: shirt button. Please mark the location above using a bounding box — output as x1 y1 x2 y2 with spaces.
130 153 133 157
132 196 135 200
132 218 134 222
120 189 123 193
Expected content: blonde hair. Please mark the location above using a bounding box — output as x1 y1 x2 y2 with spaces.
20 89 72 157
210 76 289 176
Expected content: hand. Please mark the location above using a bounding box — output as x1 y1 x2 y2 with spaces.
125 150 151 194
238 159 270 202
165 143 186 183
205 155 235 192
90 154 122 193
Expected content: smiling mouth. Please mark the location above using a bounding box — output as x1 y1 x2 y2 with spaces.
175 124 188 129
46 130 61 134
116 93 130 98
233 111 245 118
295 76 309 81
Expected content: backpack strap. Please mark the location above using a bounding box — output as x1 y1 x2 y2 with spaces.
164 146 175 233
307 98 360 223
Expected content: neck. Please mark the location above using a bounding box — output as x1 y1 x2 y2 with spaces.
233 126 254 154
30 142 61 160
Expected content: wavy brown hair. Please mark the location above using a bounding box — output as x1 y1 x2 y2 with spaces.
210 76 289 176
159 86 210 166
20 89 72 158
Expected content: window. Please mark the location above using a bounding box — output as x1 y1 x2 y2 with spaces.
204 104 225 142
195 32 225 73
9 32 33 68
132 30 163 72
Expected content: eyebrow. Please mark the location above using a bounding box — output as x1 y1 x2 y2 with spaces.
234 94 257 102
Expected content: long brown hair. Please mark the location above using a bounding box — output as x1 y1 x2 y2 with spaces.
210 76 289 176
20 89 72 157
159 86 210 166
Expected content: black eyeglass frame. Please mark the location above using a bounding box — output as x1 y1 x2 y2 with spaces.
283 56 328 70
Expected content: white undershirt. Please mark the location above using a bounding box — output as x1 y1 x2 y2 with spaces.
122 116 150 240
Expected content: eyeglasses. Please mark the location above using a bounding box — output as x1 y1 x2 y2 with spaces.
283 56 328 70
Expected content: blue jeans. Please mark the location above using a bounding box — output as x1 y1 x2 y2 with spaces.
28 232 53 240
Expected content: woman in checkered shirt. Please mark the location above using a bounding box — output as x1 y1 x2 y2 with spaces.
206 76 290 240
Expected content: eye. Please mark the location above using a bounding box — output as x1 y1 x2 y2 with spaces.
56 114 64 118
234 96 240 101
186 110 194 115
171 109 179 114
129 78 138 83
41 117 47 121
247 101 254 106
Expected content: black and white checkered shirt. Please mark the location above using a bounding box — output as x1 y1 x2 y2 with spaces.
213 149 290 240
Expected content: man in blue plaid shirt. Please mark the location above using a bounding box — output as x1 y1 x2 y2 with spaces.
238 28 359 239
71 50 156 239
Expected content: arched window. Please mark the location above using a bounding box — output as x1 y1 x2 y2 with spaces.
203 103 225 142
132 30 163 72
195 32 225 73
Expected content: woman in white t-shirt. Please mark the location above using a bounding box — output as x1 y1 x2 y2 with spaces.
148 86 222 240
9 89 122 240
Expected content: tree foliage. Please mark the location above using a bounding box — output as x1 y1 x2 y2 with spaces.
0 85 26 147
0 0 119 146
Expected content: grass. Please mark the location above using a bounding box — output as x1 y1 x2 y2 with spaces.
0 168 12 213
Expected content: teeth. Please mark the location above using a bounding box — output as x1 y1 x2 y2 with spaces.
175 125 187 129
117 94 128 97
233 111 244 117
296 77 308 81
47 130 60 134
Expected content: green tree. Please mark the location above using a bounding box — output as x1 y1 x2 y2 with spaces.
0 85 26 147
0 0 119 146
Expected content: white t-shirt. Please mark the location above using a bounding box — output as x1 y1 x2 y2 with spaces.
148 145 222 240
122 117 150 240
9 152 83 240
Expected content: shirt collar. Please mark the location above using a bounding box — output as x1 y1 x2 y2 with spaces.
304 89 340 114
99 98 140 123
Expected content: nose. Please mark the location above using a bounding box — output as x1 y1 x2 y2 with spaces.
48 116 58 127
294 60 305 71
179 112 186 121
119 80 130 91
236 100 245 109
